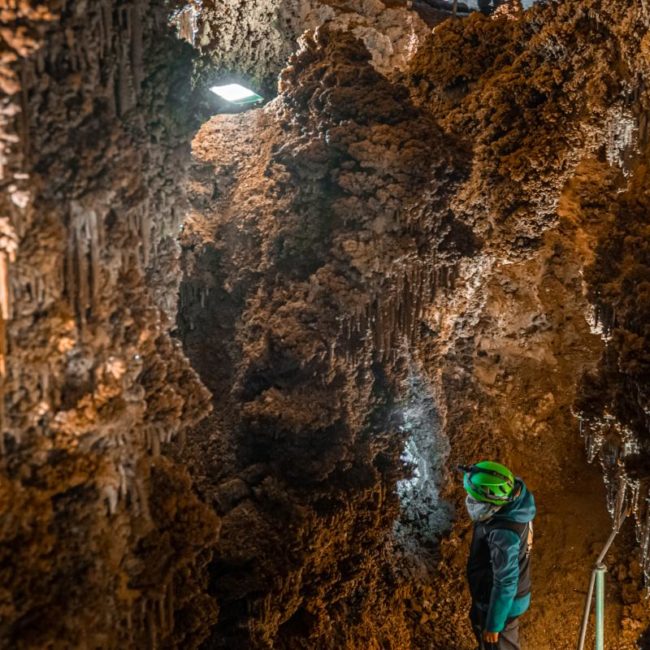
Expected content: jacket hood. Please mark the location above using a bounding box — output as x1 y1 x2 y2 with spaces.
493 479 536 524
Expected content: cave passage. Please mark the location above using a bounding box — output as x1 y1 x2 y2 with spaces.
1 1 650 649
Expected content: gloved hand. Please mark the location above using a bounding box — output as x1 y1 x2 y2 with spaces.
482 630 499 644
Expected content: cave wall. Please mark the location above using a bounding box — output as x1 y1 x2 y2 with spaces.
405 1 650 645
178 27 470 648
0 2 218 647
568 152 650 641
180 0 431 93
576 126 650 588
178 1 650 648
0 1 443 647
1 0 650 648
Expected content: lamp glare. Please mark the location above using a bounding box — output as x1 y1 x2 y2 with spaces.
210 83 263 105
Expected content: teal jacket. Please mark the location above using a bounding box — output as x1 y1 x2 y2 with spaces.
467 480 536 633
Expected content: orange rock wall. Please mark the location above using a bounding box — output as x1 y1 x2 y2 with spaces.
0 2 216 647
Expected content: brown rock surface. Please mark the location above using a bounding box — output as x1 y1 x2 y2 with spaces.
180 0 433 93
404 2 650 647
2 0 650 648
180 1 650 647
0 1 216 647
179 27 470 648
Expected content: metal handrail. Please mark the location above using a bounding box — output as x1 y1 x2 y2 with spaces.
577 482 629 650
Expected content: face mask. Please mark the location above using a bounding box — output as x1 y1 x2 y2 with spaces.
465 495 500 522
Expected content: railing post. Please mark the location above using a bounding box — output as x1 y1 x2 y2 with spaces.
577 480 630 650
594 564 606 650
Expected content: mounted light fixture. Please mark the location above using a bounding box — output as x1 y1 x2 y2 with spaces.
209 83 263 106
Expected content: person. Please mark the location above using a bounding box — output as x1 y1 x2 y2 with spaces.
459 461 536 650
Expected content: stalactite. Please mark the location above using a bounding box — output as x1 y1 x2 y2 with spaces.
167 579 174 638
65 27 79 73
140 205 151 269
158 592 166 636
104 484 119 515
65 205 103 329
19 61 31 164
134 473 152 527
39 366 49 402
89 210 101 307
0 253 11 324
70 225 83 328
117 36 133 117
148 603 158 650
639 497 650 586
0 218 18 404
118 462 128 504
131 4 144 94
102 0 113 59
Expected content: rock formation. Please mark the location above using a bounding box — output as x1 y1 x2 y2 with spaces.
178 26 474 647
177 0 432 91
404 2 650 645
1 0 650 648
179 1 650 646
0 2 216 647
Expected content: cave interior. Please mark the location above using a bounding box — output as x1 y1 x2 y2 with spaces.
1 0 650 648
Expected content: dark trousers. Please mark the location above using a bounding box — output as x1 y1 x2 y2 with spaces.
470 603 520 650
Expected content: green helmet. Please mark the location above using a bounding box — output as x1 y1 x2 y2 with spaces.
460 461 515 505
